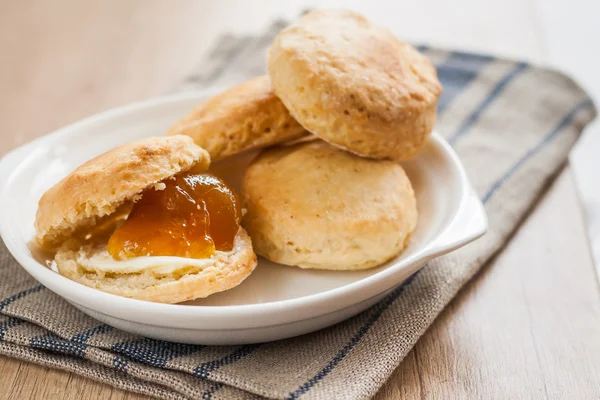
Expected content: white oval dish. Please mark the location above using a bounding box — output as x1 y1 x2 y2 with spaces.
0 91 487 345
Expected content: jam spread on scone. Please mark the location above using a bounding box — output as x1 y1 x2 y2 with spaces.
107 172 241 260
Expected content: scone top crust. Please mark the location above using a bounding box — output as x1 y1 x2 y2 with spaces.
268 9 442 160
244 139 416 231
167 75 306 161
242 140 418 270
35 135 210 249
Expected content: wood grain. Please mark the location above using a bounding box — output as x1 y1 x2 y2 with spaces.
1 1 599 399
375 171 600 399
0 357 146 400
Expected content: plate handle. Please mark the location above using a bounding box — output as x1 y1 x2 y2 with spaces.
422 190 488 259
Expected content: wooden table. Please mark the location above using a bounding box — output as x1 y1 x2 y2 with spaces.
1 1 599 398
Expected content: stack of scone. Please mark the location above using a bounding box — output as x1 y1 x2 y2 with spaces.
35 10 441 303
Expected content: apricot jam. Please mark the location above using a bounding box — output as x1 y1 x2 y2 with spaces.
107 172 241 260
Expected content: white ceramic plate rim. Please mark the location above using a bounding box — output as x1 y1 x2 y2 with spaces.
0 92 487 329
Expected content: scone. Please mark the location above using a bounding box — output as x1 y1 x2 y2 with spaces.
267 9 442 160
167 75 307 161
35 135 257 303
242 140 418 270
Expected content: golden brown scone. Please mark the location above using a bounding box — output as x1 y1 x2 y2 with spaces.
167 75 307 161
35 135 210 249
55 228 256 303
242 140 418 270
35 136 258 303
267 10 442 160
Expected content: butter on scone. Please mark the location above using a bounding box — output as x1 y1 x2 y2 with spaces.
35 135 257 303
167 75 307 161
267 9 442 161
242 140 418 270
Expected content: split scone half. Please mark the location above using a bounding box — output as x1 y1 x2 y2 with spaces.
35 135 257 303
